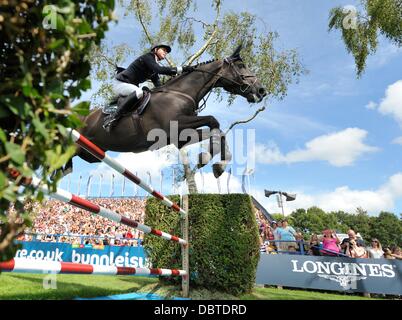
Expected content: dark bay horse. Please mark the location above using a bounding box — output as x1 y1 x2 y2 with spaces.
69 45 266 178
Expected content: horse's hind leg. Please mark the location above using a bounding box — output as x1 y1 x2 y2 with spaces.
195 129 232 178
211 134 232 178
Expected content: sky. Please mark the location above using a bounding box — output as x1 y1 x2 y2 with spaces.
61 0 402 217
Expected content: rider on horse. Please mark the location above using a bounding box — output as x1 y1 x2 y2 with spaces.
103 44 195 131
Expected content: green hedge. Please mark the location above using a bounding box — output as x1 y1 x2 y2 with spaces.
144 194 260 296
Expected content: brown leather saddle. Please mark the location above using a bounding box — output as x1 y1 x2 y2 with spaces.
102 90 151 117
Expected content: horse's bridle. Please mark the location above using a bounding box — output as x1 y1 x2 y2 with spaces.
168 59 257 113
223 57 257 94
194 58 257 95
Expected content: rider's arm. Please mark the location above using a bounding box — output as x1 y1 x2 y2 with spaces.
151 74 162 87
142 54 179 76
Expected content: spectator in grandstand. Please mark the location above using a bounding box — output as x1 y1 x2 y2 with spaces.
29 198 147 246
259 234 267 254
259 220 266 235
391 246 402 259
270 221 279 251
102 236 110 246
294 231 306 254
340 229 357 255
348 238 368 258
263 225 275 242
367 238 383 259
383 247 395 259
277 219 297 252
125 230 133 239
321 229 341 256
308 233 321 256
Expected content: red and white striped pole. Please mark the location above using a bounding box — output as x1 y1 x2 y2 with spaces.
0 258 186 276
31 176 187 245
68 129 187 218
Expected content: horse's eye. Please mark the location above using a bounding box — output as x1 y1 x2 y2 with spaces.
238 64 245 68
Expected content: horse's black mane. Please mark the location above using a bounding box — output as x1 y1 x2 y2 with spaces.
193 58 217 67
158 58 218 87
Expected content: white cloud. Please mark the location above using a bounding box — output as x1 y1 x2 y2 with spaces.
365 101 378 110
255 128 378 167
378 80 402 126
369 44 402 68
252 173 402 215
392 136 402 145
89 145 179 184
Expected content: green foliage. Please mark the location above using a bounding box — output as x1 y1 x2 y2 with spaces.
329 0 402 77
288 207 402 247
94 0 305 105
144 194 260 296
0 0 115 261
369 212 402 247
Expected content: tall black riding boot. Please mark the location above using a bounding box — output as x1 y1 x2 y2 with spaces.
103 91 141 132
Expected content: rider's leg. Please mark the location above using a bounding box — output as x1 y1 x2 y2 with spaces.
112 79 143 98
104 80 143 131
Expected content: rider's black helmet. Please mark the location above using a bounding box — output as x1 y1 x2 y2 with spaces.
150 44 172 53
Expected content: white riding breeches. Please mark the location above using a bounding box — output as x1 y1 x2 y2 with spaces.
112 79 143 99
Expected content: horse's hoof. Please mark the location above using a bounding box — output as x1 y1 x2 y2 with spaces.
197 152 212 168
212 163 225 178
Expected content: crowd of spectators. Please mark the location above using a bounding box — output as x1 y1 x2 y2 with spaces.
14 199 402 258
20 198 147 247
255 209 401 260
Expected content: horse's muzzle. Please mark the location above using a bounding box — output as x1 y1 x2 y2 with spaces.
248 87 266 102
256 87 267 101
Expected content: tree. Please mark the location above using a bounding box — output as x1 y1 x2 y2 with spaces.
329 0 402 77
369 211 402 247
290 207 340 236
89 0 305 191
0 0 115 261
350 207 371 240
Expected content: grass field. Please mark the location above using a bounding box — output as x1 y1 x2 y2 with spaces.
0 273 377 300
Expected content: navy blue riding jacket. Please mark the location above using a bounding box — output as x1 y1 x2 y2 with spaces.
115 52 178 87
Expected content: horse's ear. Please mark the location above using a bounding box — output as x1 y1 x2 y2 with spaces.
231 44 243 59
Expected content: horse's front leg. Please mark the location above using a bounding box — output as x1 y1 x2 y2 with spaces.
176 114 218 161
176 115 232 178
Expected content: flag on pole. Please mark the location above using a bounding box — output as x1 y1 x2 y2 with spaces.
99 174 103 198
146 171 151 198
133 171 138 196
160 170 163 193
241 166 254 194
172 168 175 194
122 176 126 197
226 167 232 194
77 174 82 196
147 171 152 186
200 168 205 194
110 173 115 197
86 175 92 198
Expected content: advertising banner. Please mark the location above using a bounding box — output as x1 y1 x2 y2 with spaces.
256 254 402 295
14 241 150 268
